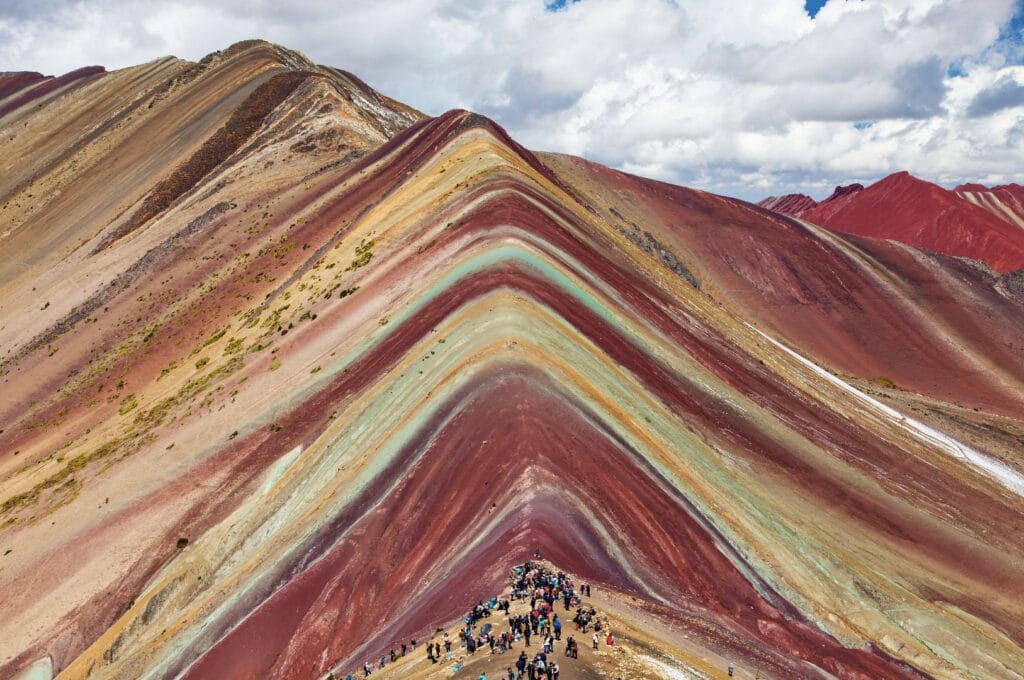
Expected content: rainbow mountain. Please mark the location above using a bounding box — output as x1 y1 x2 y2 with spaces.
1 40 1023 680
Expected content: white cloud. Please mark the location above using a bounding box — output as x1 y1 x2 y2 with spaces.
0 0 1021 200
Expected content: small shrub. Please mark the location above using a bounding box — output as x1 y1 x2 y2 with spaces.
203 328 227 347
223 337 244 355
195 357 210 370
118 395 138 416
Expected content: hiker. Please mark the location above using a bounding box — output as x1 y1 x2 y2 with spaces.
444 633 452 653
728 662 735 677
401 642 407 656
478 673 487 680
552 615 561 640
606 631 614 647
506 667 515 680
379 654 386 669
592 632 599 649
516 651 528 678
363 660 371 677
549 661 560 679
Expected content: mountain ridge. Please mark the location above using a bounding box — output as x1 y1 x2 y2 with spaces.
758 170 1024 273
2 40 1023 680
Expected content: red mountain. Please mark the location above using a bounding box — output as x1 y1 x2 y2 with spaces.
955 182 1024 231
757 192 816 215
762 172 1024 273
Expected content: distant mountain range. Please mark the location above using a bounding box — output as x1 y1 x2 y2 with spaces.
759 172 1024 273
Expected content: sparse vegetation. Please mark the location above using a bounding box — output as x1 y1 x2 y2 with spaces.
223 337 244 355
202 328 227 347
345 238 375 271
118 394 138 416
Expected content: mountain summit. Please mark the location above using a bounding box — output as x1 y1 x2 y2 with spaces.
759 171 1024 273
2 41 1023 680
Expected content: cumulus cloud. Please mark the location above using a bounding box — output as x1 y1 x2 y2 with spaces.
0 0 1022 200
966 73 1024 116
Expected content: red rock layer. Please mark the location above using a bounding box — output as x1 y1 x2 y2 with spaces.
0 66 105 118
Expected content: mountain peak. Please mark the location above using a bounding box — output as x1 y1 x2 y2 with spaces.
3 40 1023 680
760 170 1024 272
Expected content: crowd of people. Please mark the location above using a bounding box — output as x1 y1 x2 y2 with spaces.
436 559 610 678
344 558 616 678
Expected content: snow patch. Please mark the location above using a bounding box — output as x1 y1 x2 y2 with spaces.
639 654 705 679
751 326 1024 497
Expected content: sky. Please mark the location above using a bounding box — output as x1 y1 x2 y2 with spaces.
1 0 1022 201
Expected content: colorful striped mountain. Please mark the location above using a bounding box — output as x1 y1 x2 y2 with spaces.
2 41 1023 680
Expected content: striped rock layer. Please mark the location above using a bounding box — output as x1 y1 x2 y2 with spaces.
1 41 1023 680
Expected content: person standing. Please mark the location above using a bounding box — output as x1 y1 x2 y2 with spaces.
592 632 599 650
552 615 561 640
549 661 560 680
728 662 735 677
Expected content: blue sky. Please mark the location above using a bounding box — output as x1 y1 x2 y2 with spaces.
804 0 829 17
1 0 1021 200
